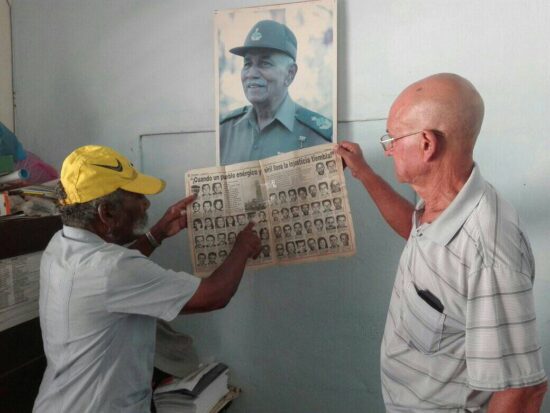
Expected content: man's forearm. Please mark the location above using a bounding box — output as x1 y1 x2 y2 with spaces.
487 382 547 413
182 248 249 314
355 165 414 239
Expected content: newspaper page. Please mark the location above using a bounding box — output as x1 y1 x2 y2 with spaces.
0 251 42 332
185 144 355 276
260 144 355 265
185 160 271 276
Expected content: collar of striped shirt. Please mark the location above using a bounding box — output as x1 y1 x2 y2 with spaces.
413 163 486 246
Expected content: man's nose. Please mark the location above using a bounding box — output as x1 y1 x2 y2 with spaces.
244 65 260 78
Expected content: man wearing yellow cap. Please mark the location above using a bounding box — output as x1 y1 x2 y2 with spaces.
33 145 261 413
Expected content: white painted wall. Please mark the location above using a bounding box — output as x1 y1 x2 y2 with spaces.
0 0 13 129
11 0 550 411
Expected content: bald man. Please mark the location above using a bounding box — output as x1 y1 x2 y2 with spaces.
336 73 547 412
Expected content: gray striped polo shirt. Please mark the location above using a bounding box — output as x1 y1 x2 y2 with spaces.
381 165 546 412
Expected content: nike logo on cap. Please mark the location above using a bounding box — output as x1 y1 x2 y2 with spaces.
92 159 124 172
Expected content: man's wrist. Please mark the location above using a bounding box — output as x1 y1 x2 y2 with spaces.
145 230 162 248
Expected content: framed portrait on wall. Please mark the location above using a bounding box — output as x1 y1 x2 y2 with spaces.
214 0 337 166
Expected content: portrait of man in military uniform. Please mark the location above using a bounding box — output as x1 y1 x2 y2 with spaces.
215 0 336 165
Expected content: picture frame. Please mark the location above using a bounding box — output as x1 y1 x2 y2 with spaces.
214 0 337 165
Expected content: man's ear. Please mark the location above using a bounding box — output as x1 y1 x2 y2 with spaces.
97 202 117 228
421 130 440 161
285 63 298 86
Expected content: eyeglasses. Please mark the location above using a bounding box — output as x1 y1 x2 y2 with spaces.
379 130 423 151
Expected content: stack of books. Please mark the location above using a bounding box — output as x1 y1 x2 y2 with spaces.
154 362 239 413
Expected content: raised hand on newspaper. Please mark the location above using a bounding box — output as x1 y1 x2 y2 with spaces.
334 142 370 178
152 194 197 241
233 222 262 259
131 194 196 256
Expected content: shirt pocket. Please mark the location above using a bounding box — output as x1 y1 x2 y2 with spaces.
402 281 445 354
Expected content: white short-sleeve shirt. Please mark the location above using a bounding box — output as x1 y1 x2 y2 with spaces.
33 226 200 413
381 165 546 412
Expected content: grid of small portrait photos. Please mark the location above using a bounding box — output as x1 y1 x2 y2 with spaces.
268 158 352 260
189 181 272 271
187 144 355 275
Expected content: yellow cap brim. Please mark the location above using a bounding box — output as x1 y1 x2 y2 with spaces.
121 172 165 195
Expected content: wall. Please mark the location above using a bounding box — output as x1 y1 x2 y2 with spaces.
11 0 550 412
0 0 13 129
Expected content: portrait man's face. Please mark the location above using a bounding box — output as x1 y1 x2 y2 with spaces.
276 244 285 256
326 160 336 173
340 233 349 246
304 220 313 233
308 185 317 197
337 215 347 227
329 235 339 247
307 238 317 251
197 253 206 265
192 202 200 213
274 226 282 238
195 236 204 247
202 184 210 195
228 232 236 243
283 225 292 237
208 252 217 264
288 190 297 202
333 197 342 209
237 214 246 224
311 202 321 213
286 242 296 254
281 208 290 219
278 191 287 203
206 235 215 247
213 183 222 194
193 219 202 230
241 51 297 109
203 201 212 212
298 188 307 200
316 162 325 175
314 219 324 231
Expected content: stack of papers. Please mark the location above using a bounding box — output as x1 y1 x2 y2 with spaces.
154 363 236 413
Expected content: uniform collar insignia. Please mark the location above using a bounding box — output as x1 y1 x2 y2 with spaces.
311 116 332 130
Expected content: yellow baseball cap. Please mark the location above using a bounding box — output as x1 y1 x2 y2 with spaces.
60 145 165 205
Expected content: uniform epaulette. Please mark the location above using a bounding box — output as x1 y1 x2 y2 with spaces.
294 107 333 141
220 106 249 124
